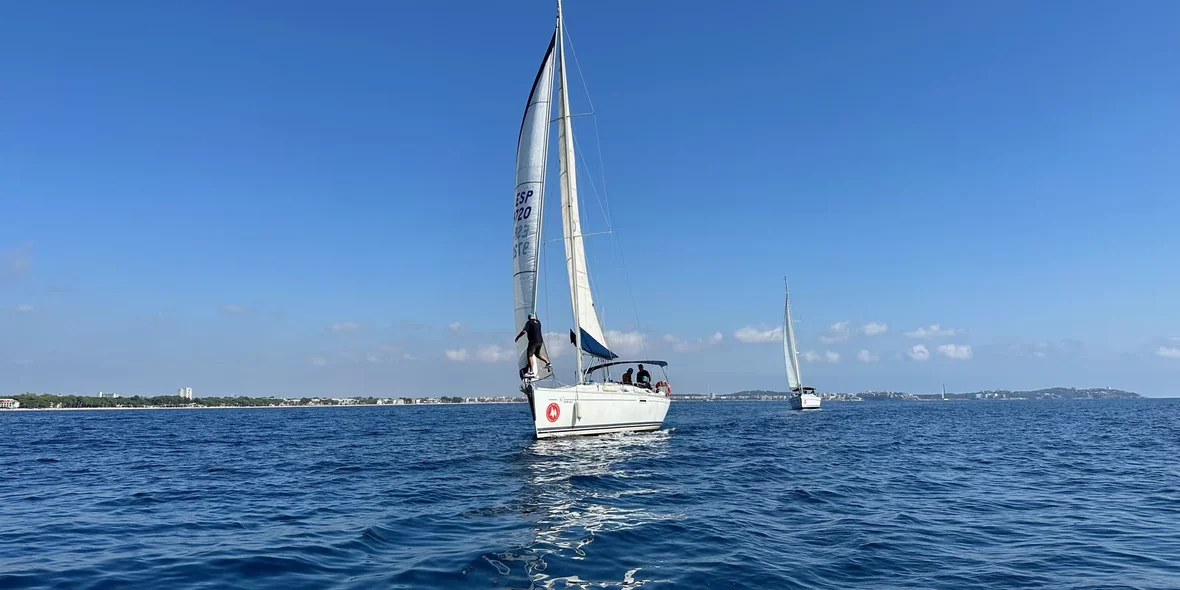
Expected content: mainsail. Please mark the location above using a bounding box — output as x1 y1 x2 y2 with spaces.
555 11 615 361
783 284 802 390
513 33 557 379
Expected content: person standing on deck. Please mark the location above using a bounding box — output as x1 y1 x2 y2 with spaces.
515 313 551 379
636 364 652 389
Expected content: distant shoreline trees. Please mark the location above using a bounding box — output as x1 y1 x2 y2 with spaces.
6 394 519 409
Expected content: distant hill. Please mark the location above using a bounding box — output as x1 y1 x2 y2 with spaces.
682 387 1141 401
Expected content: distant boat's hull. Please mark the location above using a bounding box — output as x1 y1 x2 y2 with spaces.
524 382 670 438
790 393 821 410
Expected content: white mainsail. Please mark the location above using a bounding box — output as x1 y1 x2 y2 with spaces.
555 7 615 363
512 34 557 380
783 284 802 390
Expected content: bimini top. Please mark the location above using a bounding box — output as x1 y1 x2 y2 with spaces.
584 359 668 375
792 386 817 392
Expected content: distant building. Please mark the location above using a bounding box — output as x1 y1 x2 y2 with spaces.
96 392 120 399
0 399 19 409
177 387 193 400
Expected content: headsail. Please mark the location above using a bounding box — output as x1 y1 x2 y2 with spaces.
555 10 616 361
513 33 557 379
783 283 802 390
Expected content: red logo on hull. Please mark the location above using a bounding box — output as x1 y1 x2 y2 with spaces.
545 403 560 422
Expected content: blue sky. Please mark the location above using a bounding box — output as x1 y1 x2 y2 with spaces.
2 0 1178 397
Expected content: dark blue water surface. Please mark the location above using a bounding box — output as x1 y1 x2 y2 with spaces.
2 399 1179 589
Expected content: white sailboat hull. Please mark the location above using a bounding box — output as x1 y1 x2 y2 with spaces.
526 383 670 438
790 393 822 411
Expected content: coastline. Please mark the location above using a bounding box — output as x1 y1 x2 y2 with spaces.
3 397 1165 413
2 402 526 412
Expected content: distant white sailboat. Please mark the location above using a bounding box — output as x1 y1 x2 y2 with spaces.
784 280 821 410
511 0 671 438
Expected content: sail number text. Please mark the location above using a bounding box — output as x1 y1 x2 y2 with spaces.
513 240 531 260
513 189 536 260
514 190 534 221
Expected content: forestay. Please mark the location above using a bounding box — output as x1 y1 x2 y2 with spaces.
513 34 557 379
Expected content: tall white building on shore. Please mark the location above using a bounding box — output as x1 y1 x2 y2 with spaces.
178 387 193 400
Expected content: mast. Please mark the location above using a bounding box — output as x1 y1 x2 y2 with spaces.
556 0 583 383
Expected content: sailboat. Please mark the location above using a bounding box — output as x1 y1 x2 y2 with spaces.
784 280 821 410
512 0 671 439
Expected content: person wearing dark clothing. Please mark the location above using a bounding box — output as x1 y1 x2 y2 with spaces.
636 364 652 388
621 368 634 385
514 313 550 378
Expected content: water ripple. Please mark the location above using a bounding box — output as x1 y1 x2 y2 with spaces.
1 400 1179 588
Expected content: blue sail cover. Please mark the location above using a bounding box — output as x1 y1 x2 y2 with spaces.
580 328 617 360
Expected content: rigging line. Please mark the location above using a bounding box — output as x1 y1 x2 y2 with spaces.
563 27 619 344
564 26 618 237
571 133 612 231
560 29 616 344
563 26 613 232
565 24 647 359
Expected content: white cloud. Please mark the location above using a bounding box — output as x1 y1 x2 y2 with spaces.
819 321 851 344
13 359 32 365
1158 346 1180 359
905 324 958 338
310 357 328 367
605 330 647 356
331 322 360 332
448 322 463 331
734 325 783 343
444 349 470 362
800 350 839 363
222 304 244 313
476 344 513 363
862 322 888 336
857 349 879 363
663 331 725 352
14 304 33 312
403 353 417 361
543 332 568 358
937 344 973 360
908 345 930 361
361 344 406 364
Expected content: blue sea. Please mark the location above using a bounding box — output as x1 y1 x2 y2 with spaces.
2 399 1179 589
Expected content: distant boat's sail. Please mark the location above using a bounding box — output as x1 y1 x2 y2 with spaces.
555 19 615 361
513 33 557 379
784 285 802 390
